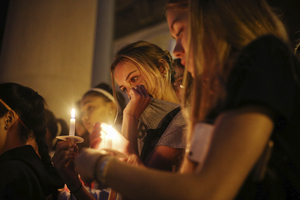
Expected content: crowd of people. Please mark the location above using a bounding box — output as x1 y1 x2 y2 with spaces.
1 0 300 199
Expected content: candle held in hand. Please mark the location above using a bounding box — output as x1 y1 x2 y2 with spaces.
69 108 76 136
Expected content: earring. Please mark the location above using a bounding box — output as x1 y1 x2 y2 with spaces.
4 124 8 130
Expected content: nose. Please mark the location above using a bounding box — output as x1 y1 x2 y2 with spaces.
81 113 88 123
172 39 184 59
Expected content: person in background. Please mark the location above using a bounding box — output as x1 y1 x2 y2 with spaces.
45 109 69 157
171 58 185 101
80 82 126 149
0 82 64 199
171 58 193 102
74 0 300 199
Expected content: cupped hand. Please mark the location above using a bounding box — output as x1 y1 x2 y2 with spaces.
123 85 152 120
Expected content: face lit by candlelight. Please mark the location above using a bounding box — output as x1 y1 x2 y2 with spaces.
167 9 195 77
80 95 117 134
114 60 152 99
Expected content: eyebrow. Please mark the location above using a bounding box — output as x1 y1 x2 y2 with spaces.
119 70 137 89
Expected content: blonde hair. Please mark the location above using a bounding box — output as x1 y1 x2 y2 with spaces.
110 40 175 100
167 0 290 172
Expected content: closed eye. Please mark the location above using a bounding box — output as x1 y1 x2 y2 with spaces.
176 28 183 37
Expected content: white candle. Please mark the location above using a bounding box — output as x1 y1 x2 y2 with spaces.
69 108 75 136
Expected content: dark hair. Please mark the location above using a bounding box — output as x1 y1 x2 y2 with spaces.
170 58 185 83
0 82 52 166
45 109 69 151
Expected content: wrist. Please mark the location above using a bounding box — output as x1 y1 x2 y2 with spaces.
68 178 82 193
94 155 114 189
123 112 139 122
70 182 82 194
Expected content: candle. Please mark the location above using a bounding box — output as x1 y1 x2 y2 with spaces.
99 124 114 150
69 108 75 136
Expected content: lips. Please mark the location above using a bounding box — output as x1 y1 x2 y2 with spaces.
180 59 186 66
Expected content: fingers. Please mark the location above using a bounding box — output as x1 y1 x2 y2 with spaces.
129 85 151 105
131 85 148 97
90 122 102 149
52 141 77 168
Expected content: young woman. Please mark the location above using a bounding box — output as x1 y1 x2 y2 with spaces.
0 82 64 199
74 0 300 200
53 42 187 199
110 40 186 171
80 82 126 149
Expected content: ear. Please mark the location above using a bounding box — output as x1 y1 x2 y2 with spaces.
158 59 170 77
4 110 18 130
107 102 117 114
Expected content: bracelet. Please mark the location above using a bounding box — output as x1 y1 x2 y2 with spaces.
94 155 114 189
71 182 82 194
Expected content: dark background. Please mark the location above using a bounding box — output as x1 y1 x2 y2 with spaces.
1 0 300 54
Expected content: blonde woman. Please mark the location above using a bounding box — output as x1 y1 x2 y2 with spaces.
74 0 300 199
110 40 186 171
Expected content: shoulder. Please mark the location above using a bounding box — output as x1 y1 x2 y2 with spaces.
244 34 290 53
0 159 35 181
236 35 292 68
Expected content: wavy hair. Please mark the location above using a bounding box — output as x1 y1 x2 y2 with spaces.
110 40 176 101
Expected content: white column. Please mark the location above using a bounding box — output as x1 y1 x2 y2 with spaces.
91 0 115 87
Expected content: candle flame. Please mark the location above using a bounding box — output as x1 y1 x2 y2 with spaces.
71 108 75 119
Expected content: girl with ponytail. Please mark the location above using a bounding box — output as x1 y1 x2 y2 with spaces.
0 82 64 199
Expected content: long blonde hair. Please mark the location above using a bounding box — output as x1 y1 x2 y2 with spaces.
167 0 289 172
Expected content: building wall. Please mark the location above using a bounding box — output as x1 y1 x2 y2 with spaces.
0 0 98 121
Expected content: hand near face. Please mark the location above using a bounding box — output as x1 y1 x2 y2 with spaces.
123 85 152 120
89 122 102 149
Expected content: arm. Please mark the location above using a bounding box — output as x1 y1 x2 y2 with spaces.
76 105 274 200
52 140 96 200
122 85 151 155
144 146 184 171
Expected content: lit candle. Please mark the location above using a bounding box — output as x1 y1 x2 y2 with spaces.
69 108 75 136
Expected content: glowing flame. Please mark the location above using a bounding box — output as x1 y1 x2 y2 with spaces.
71 108 75 119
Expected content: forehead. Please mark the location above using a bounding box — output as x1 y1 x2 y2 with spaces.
114 61 139 83
81 95 105 107
167 9 188 31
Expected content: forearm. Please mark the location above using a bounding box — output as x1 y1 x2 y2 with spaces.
121 114 139 155
103 158 200 200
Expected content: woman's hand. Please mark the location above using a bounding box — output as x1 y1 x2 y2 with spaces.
52 140 81 191
74 148 105 183
123 85 151 120
121 154 145 168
